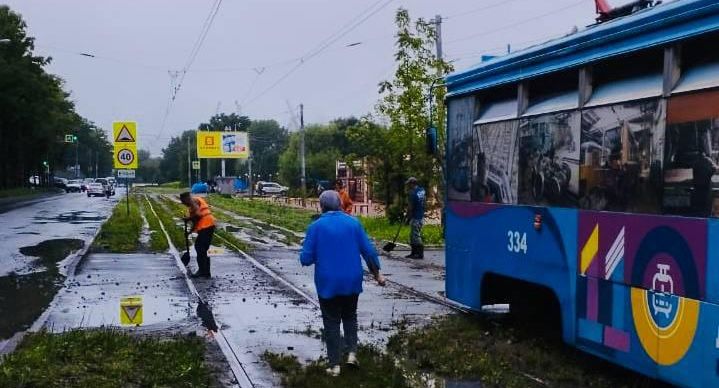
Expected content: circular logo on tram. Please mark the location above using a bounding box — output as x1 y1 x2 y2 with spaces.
630 226 700 366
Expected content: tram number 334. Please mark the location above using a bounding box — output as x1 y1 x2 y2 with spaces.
507 231 528 254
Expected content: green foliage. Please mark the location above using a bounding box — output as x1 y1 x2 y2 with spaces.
278 118 359 189
0 6 112 188
136 149 163 184
93 196 143 253
387 314 642 387
0 329 212 387
262 345 408 388
148 196 190 250
349 8 452 209
209 195 315 232
236 119 288 179
359 216 443 246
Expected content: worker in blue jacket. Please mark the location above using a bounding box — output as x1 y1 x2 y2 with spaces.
300 190 386 377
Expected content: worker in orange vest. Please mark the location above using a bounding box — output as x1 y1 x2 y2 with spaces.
180 192 216 278
334 179 353 215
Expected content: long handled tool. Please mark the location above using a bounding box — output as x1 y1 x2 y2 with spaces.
382 220 404 252
181 220 191 266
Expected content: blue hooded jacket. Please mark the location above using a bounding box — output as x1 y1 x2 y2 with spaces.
300 211 380 299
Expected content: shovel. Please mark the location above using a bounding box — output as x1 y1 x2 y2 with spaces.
181 220 191 266
382 220 404 252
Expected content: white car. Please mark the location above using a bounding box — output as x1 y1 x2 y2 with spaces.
259 182 288 196
66 179 83 193
86 182 106 197
95 178 115 196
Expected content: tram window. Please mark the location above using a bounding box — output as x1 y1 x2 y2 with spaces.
578 99 666 214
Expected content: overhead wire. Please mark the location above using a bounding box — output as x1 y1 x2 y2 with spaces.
152 0 224 148
241 0 396 109
446 0 586 45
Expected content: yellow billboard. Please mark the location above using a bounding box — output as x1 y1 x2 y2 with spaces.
196 131 249 159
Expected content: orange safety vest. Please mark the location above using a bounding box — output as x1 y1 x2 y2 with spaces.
339 189 353 214
191 197 216 232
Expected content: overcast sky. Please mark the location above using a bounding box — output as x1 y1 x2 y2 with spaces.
3 0 636 155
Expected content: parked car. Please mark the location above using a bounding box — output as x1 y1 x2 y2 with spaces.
82 178 94 192
95 178 115 196
86 182 106 197
258 182 288 196
66 179 83 193
53 177 68 190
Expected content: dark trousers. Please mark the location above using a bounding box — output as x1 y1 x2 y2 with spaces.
319 294 359 366
195 226 214 275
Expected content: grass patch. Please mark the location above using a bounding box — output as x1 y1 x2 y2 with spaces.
214 226 252 252
359 217 443 246
138 196 169 252
262 345 408 388
209 195 315 232
209 195 443 245
0 329 211 387
160 181 181 188
145 196 187 250
93 195 142 253
387 314 651 388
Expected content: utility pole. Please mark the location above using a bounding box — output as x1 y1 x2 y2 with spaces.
95 151 98 179
299 103 306 206
434 15 443 61
248 151 253 197
74 134 79 178
186 136 191 190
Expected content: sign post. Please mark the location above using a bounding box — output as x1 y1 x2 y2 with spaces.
113 122 138 216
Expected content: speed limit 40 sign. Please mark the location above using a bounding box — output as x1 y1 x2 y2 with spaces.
113 122 138 169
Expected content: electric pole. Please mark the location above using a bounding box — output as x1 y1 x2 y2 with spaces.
434 15 443 61
299 103 306 206
187 136 191 190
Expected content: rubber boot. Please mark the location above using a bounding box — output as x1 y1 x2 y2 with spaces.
412 245 424 260
405 245 417 259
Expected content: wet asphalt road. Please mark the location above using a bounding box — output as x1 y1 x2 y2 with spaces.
0 193 118 342
0 192 118 277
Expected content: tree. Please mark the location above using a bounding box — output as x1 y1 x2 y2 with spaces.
160 130 196 186
373 8 452 210
136 149 162 183
0 6 112 188
277 118 359 189
235 119 288 180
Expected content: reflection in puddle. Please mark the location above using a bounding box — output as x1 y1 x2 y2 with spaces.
0 239 85 339
33 211 105 224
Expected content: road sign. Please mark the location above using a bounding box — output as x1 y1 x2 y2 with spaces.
120 296 143 325
192 160 200 170
116 148 136 167
113 121 138 169
64 134 74 143
117 169 135 179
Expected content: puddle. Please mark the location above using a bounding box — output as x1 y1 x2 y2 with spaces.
0 271 61 339
33 211 105 224
0 239 85 339
19 239 84 270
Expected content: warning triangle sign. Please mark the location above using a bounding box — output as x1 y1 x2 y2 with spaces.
122 305 141 322
115 125 135 142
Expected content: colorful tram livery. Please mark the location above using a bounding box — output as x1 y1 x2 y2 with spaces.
444 1 719 386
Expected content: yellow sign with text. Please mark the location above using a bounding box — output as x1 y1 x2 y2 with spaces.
113 121 138 169
196 131 249 159
120 295 143 325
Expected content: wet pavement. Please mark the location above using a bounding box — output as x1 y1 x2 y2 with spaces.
0 193 118 277
194 209 454 387
0 193 117 341
44 253 193 330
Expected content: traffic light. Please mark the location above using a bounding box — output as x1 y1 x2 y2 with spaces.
42 161 48 167
73 135 78 142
